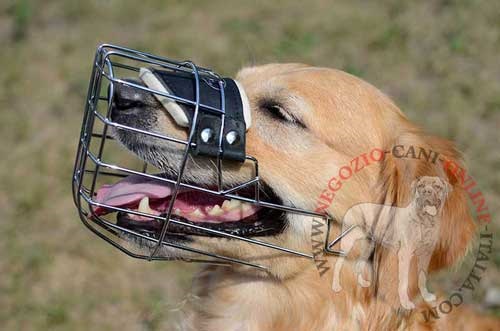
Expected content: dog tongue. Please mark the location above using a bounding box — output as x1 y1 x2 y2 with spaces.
424 205 437 216
93 175 262 223
95 175 175 208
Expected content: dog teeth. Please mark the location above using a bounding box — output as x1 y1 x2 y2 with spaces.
241 202 252 212
222 199 242 211
138 196 154 214
190 208 204 218
221 200 231 210
230 199 242 208
207 205 224 216
173 208 182 216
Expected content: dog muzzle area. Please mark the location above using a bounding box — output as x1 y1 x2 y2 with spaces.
72 44 339 270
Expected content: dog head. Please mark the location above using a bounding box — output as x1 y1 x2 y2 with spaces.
411 176 451 217
105 63 475 279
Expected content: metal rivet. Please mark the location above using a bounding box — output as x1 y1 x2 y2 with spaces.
200 128 213 143
225 130 239 145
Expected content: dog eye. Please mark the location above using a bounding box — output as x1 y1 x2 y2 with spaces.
260 102 306 128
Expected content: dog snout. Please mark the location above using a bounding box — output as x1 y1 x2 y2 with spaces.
423 186 433 195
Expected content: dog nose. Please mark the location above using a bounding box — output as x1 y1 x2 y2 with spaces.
108 79 154 122
112 80 145 108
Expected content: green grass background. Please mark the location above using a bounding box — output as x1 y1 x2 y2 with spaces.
0 1 499 330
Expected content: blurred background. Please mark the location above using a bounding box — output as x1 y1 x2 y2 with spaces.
1 0 499 330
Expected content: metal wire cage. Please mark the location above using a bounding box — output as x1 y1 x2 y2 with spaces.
72 44 341 271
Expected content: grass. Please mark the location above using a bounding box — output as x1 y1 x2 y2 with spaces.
0 0 499 329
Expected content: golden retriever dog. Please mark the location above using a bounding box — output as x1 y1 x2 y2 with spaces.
332 176 451 310
102 63 498 330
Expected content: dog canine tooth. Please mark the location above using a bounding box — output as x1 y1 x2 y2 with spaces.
208 205 224 216
138 196 153 214
173 208 182 216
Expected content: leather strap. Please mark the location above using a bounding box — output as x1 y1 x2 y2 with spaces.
149 69 247 162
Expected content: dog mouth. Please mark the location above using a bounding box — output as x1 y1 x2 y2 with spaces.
424 198 441 207
423 198 441 216
92 174 286 240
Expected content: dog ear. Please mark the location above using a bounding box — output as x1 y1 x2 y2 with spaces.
381 132 476 270
443 177 453 196
410 177 420 196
